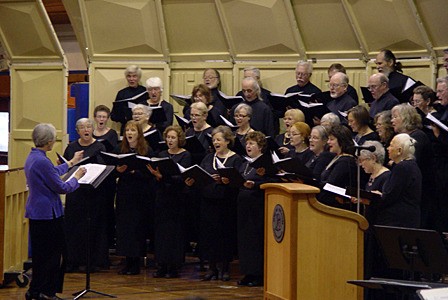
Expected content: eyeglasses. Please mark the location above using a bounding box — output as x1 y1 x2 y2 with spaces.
234 114 248 119
367 83 383 91
327 83 346 89
191 113 203 119
309 136 321 141
242 89 254 93
203 76 218 80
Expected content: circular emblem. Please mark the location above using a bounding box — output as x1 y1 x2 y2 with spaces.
272 204 285 243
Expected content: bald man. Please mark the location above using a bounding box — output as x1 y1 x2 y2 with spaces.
368 73 399 118
325 72 357 122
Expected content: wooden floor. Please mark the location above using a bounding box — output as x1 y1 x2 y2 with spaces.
0 256 263 300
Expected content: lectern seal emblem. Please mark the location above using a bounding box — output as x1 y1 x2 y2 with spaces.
272 204 285 243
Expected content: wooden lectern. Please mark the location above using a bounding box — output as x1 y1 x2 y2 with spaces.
261 183 368 300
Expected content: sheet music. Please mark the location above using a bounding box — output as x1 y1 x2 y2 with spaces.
427 113 448 132
66 163 107 184
298 100 323 108
128 102 137 109
403 77 417 92
418 287 448 300
323 183 350 198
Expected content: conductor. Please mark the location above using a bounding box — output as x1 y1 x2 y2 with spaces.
24 123 86 300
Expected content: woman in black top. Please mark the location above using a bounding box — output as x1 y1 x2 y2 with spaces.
233 103 255 155
275 109 305 156
115 120 155 275
92 105 118 249
377 133 422 227
186 125 243 282
63 118 108 272
317 125 357 209
347 105 379 145
374 110 395 166
305 125 335 183
286 121 314 164
148 125 192 279
231 131 273 287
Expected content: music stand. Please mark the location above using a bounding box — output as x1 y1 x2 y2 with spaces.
66 165 117 300
374 225 448 279
348 226 448 297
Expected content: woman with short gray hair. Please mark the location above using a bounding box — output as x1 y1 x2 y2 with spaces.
377 133 421 227
25 123 86 300
63 118 109 273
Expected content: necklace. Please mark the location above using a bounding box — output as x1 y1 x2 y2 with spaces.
283 133 290 145
212 150 231 170
243 163 253 176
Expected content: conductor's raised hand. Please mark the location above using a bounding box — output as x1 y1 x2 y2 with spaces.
70 150 84 166
74 166 87 180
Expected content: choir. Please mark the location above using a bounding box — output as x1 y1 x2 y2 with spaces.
45 52 448 290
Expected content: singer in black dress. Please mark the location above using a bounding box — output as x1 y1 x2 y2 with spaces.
317 125 357 209
92 105 118 249
147 125 192 278
114 120 155 275
186 125 243 281
63 118 108 272
234 131 274 287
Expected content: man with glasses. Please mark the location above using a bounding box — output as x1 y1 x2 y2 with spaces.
325 72 356 123
368 73 399 118
285 61 321 95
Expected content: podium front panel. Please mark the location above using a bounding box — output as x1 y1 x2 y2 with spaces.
262 183 367 300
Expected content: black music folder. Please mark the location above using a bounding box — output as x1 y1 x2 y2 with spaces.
217 167 245 188
297 100 331 120
231 137 247 156
174 114 193 129
148 106 167 124
217 91 244 110
144 129 163 150
219 115 238 130
426 113 448 132
136 156 181 176
100 152 139 169
96 138 116 152
269 92 302 112
271 153 314 179
310 91 332 105
184 135 208 153
178 164 214 186
245 152 277 175
345 186 381 202
170 94 192 107
361 87 375 104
